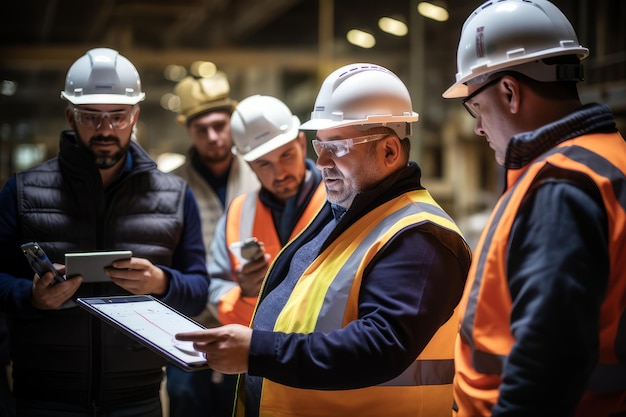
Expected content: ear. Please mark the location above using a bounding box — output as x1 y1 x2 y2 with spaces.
500 76 521 115
133 106 141 121
130 106 140 130
65 106 76 129
382 135 401 166
296 131 307 153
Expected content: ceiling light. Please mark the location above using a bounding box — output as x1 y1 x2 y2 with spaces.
190 61 217 78
417 2 449 22
160 93 181 112
346 29 376 49
156 152 186 173
378 17 408 37
163 65 187 82
1 80 18 96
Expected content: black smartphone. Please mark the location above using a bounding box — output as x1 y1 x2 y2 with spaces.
21 242 66 284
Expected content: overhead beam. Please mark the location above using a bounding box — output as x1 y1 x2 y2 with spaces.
0 45 399 72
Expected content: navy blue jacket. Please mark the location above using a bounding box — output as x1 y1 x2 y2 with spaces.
245 162 471 414
0 130 209 407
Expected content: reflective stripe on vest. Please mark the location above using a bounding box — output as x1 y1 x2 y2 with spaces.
256 189 470 417
461 133 626 386
225 182 326 270
274 189 462 335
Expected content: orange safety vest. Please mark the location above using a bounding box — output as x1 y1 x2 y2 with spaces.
454 133 626 417
238 189 471 417
219 182 326 325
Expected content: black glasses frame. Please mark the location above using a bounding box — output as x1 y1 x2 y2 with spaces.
462 77 503 118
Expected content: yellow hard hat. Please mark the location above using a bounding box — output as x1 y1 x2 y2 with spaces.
174 71 237 125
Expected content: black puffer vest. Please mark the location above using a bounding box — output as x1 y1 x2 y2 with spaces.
11 131 186 407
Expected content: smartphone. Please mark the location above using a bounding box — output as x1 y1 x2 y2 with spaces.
21 242 66 284
240 237 264 261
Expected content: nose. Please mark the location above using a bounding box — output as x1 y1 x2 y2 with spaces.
272 162 288 180
315 150 334 170
474 117 486 137
95 115 115 132
205 126 222 141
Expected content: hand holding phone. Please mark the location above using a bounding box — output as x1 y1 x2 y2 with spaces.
21 242 66 284
240 238 264 261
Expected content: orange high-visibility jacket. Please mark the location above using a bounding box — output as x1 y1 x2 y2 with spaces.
218 182 326 325
454 132 626 417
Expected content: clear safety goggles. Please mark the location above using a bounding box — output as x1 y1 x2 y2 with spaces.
72 107 137 130
311 134 389 158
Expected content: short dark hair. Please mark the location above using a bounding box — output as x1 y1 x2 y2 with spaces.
500 69 580 101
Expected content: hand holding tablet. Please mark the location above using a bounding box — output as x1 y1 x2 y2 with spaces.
77 295 210 371
65 250 132 282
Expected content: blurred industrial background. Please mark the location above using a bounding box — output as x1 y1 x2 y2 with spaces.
1 0 624 246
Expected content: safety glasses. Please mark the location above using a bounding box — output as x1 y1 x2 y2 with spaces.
311 134 389 158
73 107 137 130
462 77 503 119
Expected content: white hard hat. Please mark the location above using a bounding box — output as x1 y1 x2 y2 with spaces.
174 71 237 125
299 63 418 138
61 48 145 105
231 95 301 162
443 0 589 98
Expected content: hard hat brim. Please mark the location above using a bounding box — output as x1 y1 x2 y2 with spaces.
61 92 145 105
300 114 418 132
177 99 237 125
299 118 345 131
442 46 589 99
442 84 469 99
236 116 301 162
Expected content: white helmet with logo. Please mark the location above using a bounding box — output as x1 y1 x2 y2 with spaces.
299 63 418 139
231 95 301 162
61 48 145 105
443 0 589 98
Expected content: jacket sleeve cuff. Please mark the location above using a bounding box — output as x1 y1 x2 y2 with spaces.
248 329 278 377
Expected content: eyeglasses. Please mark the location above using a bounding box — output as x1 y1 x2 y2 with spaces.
312 134 389 158
72 107 137 130
462 77 502 118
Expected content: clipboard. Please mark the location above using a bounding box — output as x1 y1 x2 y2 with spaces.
77 295 210 371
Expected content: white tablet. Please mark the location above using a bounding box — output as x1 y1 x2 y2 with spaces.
65 250 132 282
77 295 210 371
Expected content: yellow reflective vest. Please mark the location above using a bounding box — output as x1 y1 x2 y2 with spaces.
241 189 470 417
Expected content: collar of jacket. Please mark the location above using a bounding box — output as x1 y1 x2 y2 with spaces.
504 103 618 170
58 130 157 182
